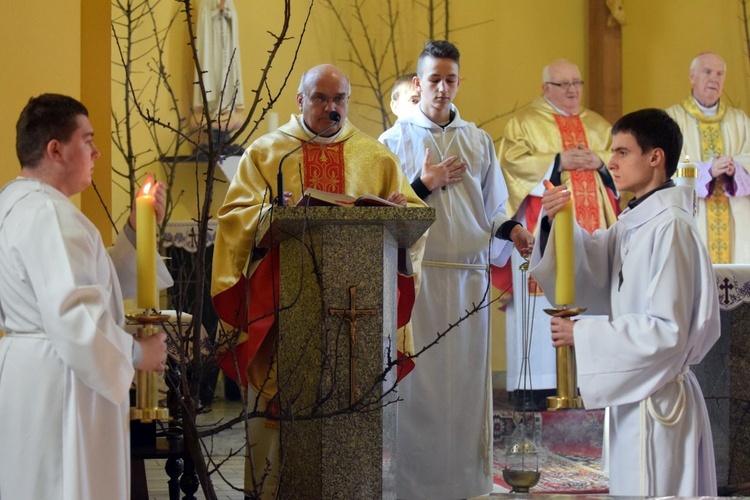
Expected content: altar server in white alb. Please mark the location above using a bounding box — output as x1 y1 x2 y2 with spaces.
379 40 534 499
0 94 171 500
531 108 718 496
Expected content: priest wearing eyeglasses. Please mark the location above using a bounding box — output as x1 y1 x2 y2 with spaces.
498 59 620 410
211 63 425 500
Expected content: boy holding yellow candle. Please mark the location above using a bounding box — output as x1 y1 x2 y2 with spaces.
530 109 719 496
0 94 172 500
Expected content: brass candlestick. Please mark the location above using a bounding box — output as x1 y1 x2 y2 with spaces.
543 306 585 410
127 311 170 423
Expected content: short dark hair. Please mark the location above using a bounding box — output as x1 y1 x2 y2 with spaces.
417 40 460 77
391 73 417 101
612 108 683 178
16 94 89 168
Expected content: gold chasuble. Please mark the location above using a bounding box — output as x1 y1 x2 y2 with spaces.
498 97 618 298
211 115 426 401
501 97 618 230
680 97 730 263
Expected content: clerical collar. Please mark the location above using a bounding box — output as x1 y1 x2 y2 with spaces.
299 115 343 144
545 97 579 117
627 180 675 210
692 95 719 117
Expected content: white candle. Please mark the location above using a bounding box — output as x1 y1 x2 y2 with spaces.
266 112 279 133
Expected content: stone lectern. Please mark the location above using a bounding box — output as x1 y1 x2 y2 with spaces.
257 205 434 499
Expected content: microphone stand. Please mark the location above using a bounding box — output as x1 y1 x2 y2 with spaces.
276 111 341 206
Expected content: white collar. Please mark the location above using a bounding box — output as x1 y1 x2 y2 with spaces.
544 97 581 117
692 96 719 117
298 115 343 144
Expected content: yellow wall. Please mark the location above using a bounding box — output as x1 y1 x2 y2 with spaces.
0 1 81 188
623 0 750 114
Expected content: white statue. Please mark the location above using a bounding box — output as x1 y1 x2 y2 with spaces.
193 0 245 134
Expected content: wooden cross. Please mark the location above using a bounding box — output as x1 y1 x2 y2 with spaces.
328 286 377 405
720 277 734 305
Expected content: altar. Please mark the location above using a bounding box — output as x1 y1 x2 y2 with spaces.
693 264 750 489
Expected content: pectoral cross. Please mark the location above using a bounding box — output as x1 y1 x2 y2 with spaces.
328 286 377 405
719 277 734 305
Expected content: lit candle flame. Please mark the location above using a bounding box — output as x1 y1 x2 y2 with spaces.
142 182 152 196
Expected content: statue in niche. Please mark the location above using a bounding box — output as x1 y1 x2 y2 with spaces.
192 0 245 155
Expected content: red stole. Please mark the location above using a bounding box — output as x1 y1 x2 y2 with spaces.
553 114 601 234
302 142 346 193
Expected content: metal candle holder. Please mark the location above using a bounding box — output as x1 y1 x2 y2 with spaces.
127 311 170 423
543 306 585 410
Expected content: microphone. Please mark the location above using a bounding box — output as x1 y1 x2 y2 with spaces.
276 111 342 206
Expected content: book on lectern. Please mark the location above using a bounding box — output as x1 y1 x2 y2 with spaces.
296 187 402 208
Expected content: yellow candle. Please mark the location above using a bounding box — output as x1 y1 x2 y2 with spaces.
554 198 575 306
136 183 158 310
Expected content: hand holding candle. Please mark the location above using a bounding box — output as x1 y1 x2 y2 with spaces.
136 176 158 310
543 180 574 306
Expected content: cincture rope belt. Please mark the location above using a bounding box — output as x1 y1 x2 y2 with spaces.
422 260 489 270
2 332 49 339
638 367 688 495
0 332 50 372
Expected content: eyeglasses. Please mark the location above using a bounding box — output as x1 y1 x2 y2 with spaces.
545 81 585 90
304 93 349 106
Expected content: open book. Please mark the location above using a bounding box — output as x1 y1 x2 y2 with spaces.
296 187 403 208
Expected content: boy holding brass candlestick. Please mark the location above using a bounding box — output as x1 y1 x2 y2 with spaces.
0 94 171 500
530 108 719 496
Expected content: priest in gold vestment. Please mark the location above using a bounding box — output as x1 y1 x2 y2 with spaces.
499 60 619 404
666 52 750 263
211 64 425 499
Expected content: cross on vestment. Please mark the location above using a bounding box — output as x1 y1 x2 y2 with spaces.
720 277 735 305
328 286 377 405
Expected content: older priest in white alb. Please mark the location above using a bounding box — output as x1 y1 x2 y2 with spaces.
0 94 171 500
531 109 718 496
